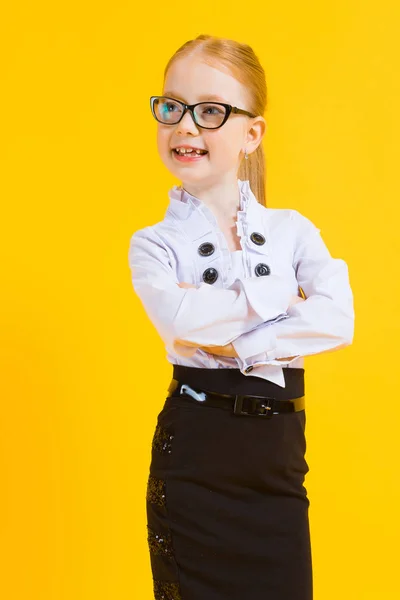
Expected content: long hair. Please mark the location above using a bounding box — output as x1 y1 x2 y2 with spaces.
163 34 268 206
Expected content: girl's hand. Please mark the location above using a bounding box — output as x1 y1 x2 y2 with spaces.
176 339 238 358
282 294 304 359
178 282 197 289
288 294 306 308
198 343 238 358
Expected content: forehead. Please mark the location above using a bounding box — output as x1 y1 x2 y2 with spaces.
163 56 249 106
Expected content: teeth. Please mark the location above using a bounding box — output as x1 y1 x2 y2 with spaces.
175 148 206 155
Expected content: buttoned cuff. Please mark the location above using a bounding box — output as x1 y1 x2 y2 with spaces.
235 351 270 375
235 354 301 380
233 325 301 373
233 359 287 387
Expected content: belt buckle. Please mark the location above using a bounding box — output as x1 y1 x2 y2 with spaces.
233 394 276 418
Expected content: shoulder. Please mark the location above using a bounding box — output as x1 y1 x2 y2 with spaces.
128 216 180 254
128 222 170 265
288 208 320 231
282 207 320 233
129 208 177 241
129 223 157 242
128 224 156 252
258 205 320 235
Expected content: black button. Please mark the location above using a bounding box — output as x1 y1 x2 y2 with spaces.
250 232 266 245
245 365 254 373
198 242 215 257
255 263 271 277
202 268 218 284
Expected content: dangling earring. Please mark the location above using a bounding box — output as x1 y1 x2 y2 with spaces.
244 148 249 160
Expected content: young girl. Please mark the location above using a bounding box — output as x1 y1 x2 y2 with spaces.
128 34 354 600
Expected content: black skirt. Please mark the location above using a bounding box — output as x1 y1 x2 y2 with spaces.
146 366 312 600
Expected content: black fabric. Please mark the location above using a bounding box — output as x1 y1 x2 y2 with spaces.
146 366 312 600
168 379 305 415
172 365 305 399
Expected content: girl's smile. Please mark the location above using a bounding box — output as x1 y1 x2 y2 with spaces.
172 148 209 163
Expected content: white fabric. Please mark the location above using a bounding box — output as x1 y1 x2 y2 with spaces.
128 179 354 388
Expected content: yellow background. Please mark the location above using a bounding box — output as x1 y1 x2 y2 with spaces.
1 1 399 598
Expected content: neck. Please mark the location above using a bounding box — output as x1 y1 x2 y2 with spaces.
181 178 241 220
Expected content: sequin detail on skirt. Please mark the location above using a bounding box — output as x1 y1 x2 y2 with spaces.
147 475 166 507
152 424 174 454
147 525 174 557
153 580 182 600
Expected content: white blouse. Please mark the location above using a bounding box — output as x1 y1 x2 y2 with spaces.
128 179 355 388
197 249 306 385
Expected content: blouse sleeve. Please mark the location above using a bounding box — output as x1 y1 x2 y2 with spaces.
231 210 355 371
128 226 293 351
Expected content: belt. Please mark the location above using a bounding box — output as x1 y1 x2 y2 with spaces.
167 379 305 418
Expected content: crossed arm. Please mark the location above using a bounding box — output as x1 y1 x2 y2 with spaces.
129 211 354 367
175 212 354 366
177 281 304 361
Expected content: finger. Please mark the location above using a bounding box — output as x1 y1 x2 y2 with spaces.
178 282 196 288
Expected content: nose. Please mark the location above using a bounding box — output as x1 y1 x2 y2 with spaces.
175 108 200 135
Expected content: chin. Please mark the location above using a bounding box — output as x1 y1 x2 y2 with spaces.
168 160 210 179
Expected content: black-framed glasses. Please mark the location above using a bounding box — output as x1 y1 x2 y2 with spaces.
150 96 257 130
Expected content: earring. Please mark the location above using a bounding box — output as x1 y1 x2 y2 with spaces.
244 148 248 160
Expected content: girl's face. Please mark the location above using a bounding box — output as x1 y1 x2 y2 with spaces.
156 55 264 189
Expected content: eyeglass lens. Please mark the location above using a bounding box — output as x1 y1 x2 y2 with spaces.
153 97 227 128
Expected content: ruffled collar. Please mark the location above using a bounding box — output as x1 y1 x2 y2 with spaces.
165 177 270 281
166 178 258 224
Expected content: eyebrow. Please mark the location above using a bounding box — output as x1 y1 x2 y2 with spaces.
162 92 229 103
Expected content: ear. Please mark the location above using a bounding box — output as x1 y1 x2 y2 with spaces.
246 116 267 153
